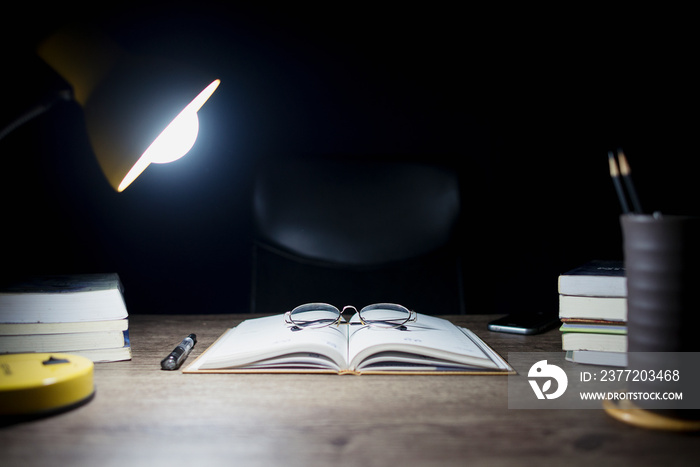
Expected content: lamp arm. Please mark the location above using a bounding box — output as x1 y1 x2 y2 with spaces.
0 89 73 142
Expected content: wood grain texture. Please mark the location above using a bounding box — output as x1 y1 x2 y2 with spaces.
1 314 697 467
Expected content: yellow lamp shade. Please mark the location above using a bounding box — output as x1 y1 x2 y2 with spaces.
37 27 220 191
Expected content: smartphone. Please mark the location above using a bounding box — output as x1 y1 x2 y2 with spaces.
487 312 560 335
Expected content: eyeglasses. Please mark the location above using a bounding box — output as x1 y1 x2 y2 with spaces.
284 303 417 331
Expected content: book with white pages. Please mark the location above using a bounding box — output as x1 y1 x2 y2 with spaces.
558 295 627 322
0 318 129 335
565 350 627 367
558 260 626 298
185 313 514 375
0 273 128 323
0 329 128 353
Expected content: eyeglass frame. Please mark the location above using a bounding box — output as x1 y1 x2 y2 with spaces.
283 302 417 331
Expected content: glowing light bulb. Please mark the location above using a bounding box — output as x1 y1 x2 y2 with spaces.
145 108 200 164
118 79 220 192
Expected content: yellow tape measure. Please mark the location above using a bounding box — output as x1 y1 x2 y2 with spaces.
0 353 94 416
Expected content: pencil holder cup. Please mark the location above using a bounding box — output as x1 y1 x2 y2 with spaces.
622 214 700 353
621 213 700 417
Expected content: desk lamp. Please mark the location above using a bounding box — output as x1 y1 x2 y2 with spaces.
0 27 220 418
36 27 220 191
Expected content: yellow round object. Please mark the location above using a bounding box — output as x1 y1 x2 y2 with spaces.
603 398 700 431
0 353 94 416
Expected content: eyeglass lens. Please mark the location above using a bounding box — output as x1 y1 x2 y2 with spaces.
289 303 341 328
359 304 411 328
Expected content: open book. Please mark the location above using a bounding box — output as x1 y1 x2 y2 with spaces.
184 313 513 375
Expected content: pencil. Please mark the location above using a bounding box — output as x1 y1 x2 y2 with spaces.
616 149 643 214
608 151 629 214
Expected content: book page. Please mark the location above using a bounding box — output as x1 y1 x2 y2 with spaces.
352 351 489 372
347 313 501 370
227 352 343 371
191 314 349 371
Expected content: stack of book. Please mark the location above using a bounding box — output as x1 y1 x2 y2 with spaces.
0 273 131 362
557 260 627 367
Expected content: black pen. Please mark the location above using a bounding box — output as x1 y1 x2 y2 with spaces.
160 333 197 370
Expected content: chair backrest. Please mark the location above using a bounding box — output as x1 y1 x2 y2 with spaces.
253 156 461 266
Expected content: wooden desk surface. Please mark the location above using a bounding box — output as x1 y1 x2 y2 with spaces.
1 314 698 466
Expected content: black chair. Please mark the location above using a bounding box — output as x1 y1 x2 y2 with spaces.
250 156 465 315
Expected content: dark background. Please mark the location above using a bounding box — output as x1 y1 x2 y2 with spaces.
2 3 697 315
